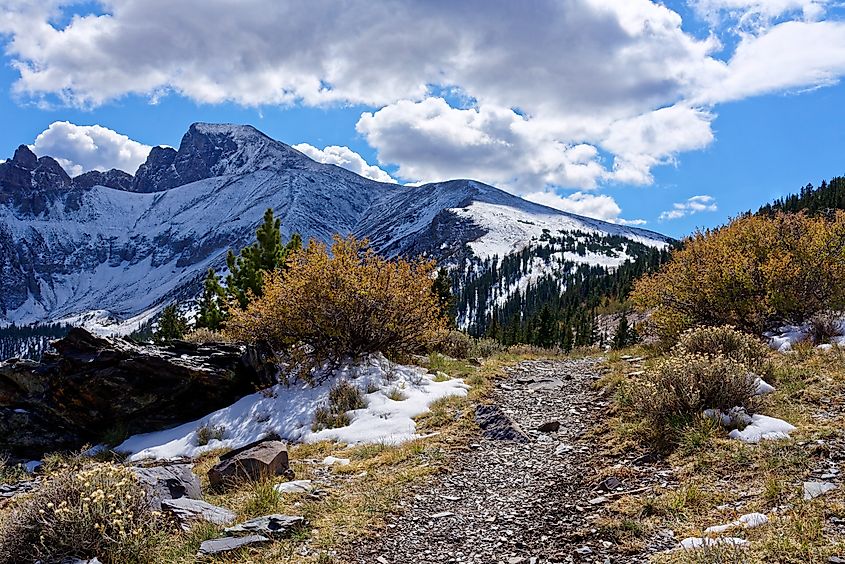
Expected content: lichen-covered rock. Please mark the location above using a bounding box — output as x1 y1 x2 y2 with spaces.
161 498 237 530
197 535 270 556
132 463 202 510
224 514 305 538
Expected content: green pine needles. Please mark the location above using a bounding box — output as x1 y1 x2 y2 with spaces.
196 208 303 330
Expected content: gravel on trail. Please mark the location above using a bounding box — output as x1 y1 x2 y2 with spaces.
348 358 675 564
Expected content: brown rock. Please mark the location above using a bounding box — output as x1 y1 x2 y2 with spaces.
537 420 561 433
208 437 291 490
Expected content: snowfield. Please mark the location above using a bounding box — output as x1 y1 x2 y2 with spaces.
118 354 469 461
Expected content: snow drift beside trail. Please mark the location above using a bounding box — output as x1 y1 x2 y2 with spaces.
118 354 468 461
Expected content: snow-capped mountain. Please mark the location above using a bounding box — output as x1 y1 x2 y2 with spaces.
0 122 670 334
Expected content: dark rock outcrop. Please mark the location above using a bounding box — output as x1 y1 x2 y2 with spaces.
73 169 134 191
131 145 178 192
0 328 277 458
131 123 287 192
0 145 76 215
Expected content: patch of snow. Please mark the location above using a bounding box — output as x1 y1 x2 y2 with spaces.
728 414 795 444
117 354 469 461
754 377 775 395
321 456 350 466
274 480 314 494
704 407 795 443
704 512 769 534
452 201 668 261
766 314 845 351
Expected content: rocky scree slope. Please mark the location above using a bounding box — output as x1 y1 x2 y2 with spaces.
0 123 670 333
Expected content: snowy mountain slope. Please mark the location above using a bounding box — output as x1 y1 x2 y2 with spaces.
0 122 670 333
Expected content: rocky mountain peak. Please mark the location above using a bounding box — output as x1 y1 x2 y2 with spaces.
12 145 37 169
130 122 303 193
74 168 134 191
131 145 178 192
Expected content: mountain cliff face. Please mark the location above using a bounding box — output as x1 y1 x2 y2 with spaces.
0 123 670 335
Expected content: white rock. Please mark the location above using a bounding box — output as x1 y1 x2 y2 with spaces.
321 456 350 466
803 481 837 500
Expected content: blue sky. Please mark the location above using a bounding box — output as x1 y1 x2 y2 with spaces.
1 0 845 238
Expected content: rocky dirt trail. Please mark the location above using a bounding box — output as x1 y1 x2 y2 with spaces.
349 358 673 564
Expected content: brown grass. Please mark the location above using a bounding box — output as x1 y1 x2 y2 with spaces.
598 345 845 563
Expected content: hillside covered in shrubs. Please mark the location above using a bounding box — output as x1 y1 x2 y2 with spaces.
632 210 845 345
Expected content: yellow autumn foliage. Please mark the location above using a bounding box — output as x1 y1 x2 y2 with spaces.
632 211 845 344
226 235 447 362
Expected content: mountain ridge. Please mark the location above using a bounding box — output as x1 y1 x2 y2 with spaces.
0 122 670 334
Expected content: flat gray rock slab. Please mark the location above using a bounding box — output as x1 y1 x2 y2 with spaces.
132 463 202 510
225 514 305 538
197 535 270 556
804 481 837 500
474 404 529 442
161 497 237 530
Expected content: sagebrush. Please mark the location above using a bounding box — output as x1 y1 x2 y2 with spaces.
0 463 164 564
226 235 447 363
674 325 772 374
313 380 366 431
629 354 757 445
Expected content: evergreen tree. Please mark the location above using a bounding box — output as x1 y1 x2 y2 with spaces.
612 310 630 350
196 268 228 330
226 208 302 309
155 304 188 343
432 268 456 323
536 304 556 348
560 322 574 352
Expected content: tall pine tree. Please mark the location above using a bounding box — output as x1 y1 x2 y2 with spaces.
432 268 456 324
226 208 302 309
196 268 228 330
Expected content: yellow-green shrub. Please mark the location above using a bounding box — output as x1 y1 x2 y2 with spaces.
632 211 845 344
226 236 447 363
0 463 164 564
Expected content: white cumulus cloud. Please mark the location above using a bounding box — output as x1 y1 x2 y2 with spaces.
292 143 395 183
659 195 719 221
30 121 151 176
2 0 845 204
523 191 646 225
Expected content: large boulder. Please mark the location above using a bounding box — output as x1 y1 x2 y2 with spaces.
208 437 290 490
0 328 277 458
